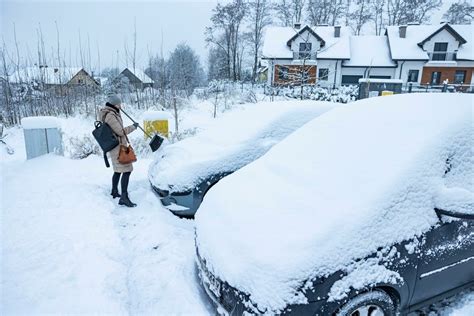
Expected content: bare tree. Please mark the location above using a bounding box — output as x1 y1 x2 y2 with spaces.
404 0 443 24
443 0 473 24
386 0 442 25
274 0 306 26
247 0 272 83
307 0 347 25
350 0 373 35
206 0 247 81
371 0 386 35
168 43 204 97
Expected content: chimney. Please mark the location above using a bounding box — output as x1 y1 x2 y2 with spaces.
334 25 341 38
399 25 407 38
294 22 301 29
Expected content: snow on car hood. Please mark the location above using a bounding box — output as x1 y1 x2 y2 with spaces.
195 93 473 313
148 101 335 192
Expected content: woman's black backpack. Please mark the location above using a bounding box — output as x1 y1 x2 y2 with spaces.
92 114 119 167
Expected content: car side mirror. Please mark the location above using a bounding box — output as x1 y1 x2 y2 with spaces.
435 208 474 220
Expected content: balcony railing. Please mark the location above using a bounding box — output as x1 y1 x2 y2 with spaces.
427 52 457 61
293 52 317 60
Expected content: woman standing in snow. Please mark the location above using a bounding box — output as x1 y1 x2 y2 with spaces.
99 94 139 207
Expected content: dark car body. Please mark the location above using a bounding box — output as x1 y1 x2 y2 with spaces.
196 208 473 315
151 172 231 218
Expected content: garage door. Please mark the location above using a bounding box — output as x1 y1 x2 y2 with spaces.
341 75 363 85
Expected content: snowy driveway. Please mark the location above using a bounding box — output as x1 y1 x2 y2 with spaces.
1 155 211 315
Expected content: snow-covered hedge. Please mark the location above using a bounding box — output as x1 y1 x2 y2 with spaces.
266 85 358 103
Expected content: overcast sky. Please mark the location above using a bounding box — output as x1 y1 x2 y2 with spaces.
1 0 455 73
1 0 221 72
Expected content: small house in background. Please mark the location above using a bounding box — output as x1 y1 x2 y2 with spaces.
115 68 154 90
8 67 100 94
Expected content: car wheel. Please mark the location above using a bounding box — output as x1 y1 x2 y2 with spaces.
336 290 397 316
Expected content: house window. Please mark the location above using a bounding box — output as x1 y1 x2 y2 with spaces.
278 66 289 81
318 68 329 81
407 70 419 82
341 75 363 85
454 70 466 84
432 42 448 61
431 71 441 85
78 79 84 84
299 43 312 59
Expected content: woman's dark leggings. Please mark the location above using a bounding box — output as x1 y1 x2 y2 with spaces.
112 172 131 194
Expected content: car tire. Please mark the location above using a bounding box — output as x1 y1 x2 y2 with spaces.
335 290 397 316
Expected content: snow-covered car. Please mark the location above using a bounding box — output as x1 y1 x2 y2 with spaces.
195 93 474 315
148 101 335 217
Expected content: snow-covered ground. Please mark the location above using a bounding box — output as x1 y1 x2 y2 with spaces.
1 98 473 315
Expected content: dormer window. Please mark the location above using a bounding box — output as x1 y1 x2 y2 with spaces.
432 42 448 60
299 43 312 59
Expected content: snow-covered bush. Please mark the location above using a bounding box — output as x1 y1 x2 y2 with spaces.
67 135 101 159
266 85 358 103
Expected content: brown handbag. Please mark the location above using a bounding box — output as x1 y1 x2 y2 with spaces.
118 128 137 164
118 144 137 164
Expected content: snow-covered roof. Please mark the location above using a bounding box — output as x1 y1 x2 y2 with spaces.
343 36 396 67
21 116 61 129
122 68 154 84
9 67 83 84
262 25 351 60
195 93 473 313
386 23 473 61
148 101 335 192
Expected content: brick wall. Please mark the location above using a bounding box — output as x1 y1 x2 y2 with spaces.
274 65 317 85
421 67 473 85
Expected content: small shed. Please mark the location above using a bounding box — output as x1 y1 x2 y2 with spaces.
358 78 403 99
22 116 63 159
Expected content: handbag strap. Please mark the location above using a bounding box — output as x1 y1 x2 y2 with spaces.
122 127 131 146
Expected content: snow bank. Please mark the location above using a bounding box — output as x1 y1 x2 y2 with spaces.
21 116 61 129
1 156 127 314
142 110 172 121
149 100 335 192
195 93 473 313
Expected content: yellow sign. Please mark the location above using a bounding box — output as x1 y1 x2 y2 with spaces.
381 90 394 96
144 119 169 138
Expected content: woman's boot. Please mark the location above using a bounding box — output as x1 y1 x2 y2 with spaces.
119 193 137 207
119 172 137 207
111 172 121 198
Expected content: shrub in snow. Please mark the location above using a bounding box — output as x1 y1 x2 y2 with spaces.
67 135 101 159
266 85 358 103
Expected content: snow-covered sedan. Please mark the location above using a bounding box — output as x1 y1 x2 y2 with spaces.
148 101 335 217
195 93 473 315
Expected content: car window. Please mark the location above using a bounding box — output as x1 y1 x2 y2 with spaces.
436 137 473 216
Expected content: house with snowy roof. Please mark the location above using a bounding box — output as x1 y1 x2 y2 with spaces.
115 68 154 90
385 23 473 87
262 22 473 88
7 67 99 92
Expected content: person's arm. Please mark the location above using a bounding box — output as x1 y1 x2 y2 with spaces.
104 114 127 136
123 124 138 135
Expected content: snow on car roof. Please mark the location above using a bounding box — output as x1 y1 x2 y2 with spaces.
195 93 473 313
148 101 335 192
